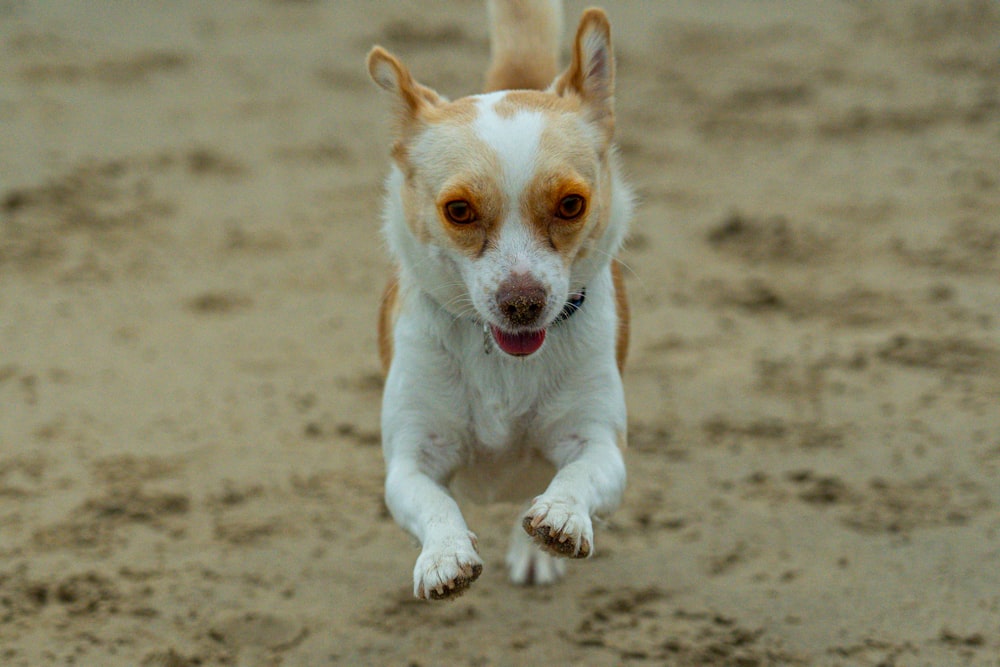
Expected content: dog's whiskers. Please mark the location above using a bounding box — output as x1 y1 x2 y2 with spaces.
581 244 647 294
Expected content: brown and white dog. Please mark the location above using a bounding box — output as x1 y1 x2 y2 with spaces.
368 0 634 600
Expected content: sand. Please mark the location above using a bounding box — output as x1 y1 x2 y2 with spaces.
1 1 998 665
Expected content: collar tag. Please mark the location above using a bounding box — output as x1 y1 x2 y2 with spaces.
482 323 492 354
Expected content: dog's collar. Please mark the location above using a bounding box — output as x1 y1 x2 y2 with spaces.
481 288 586 355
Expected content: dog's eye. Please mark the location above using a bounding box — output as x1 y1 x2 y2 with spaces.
556 195 586 220
444 200 476 224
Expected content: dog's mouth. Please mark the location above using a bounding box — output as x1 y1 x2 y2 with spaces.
489 325 546 357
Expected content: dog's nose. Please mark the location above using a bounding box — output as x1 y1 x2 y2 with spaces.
496 275 547 327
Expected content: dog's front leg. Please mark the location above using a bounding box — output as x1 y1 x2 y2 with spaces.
384 449 482 600
523 428 626 559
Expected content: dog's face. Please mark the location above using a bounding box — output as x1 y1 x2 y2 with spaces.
369 11 621 357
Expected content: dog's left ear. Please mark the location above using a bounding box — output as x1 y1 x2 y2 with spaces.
552 9 615 139
367 46 443 126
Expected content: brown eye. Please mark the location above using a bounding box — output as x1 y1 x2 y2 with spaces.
556 195 586 220
444 200 476 224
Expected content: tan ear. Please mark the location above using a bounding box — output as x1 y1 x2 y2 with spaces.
552 9 615 135
366 46 443 122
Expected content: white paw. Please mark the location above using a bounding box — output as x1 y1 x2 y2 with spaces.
413 531 483 600
522 496 593 559
506 526 567 585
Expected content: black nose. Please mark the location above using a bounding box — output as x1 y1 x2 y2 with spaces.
496 276 547 327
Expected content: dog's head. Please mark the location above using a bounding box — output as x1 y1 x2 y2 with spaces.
368 10 631 357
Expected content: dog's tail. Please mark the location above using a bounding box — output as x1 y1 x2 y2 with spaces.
484 0 563 92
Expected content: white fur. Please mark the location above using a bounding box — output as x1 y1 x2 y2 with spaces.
374 4 633 600
382 261 627 597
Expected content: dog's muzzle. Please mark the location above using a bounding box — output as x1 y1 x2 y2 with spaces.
496 274 547 328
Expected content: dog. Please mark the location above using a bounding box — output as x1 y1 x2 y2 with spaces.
367 0 634 600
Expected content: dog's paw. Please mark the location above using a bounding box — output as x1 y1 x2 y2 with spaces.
506 527 567 585
413 531 483 600
522 497 593 559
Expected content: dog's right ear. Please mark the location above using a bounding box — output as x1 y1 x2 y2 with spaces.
551 9 615 140
367 47 443 124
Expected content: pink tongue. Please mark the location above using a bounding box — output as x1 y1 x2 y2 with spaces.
490 326 546 356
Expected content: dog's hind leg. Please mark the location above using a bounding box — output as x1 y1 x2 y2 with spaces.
506 513 567 585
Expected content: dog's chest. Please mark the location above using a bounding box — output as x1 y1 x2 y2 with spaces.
460 351 553 453
450 364 555 503
468 388 532 452
469 378 537 451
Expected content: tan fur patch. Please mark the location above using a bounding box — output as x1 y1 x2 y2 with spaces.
493 90 582 118
517 109 604 263
522 172 591 257
484 0 561 92
378 275 400 375
551 9 616 145
366 47 444 129
423 96 480 125
400 180 431 243
436 177 503 257
391 97 480 173
585 165 614 247
612 259 629 372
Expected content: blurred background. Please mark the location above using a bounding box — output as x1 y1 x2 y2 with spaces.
1 1 998 665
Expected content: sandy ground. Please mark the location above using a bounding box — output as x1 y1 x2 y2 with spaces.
1 1 998 665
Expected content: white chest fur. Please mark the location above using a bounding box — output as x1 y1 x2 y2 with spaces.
381 265 623 476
